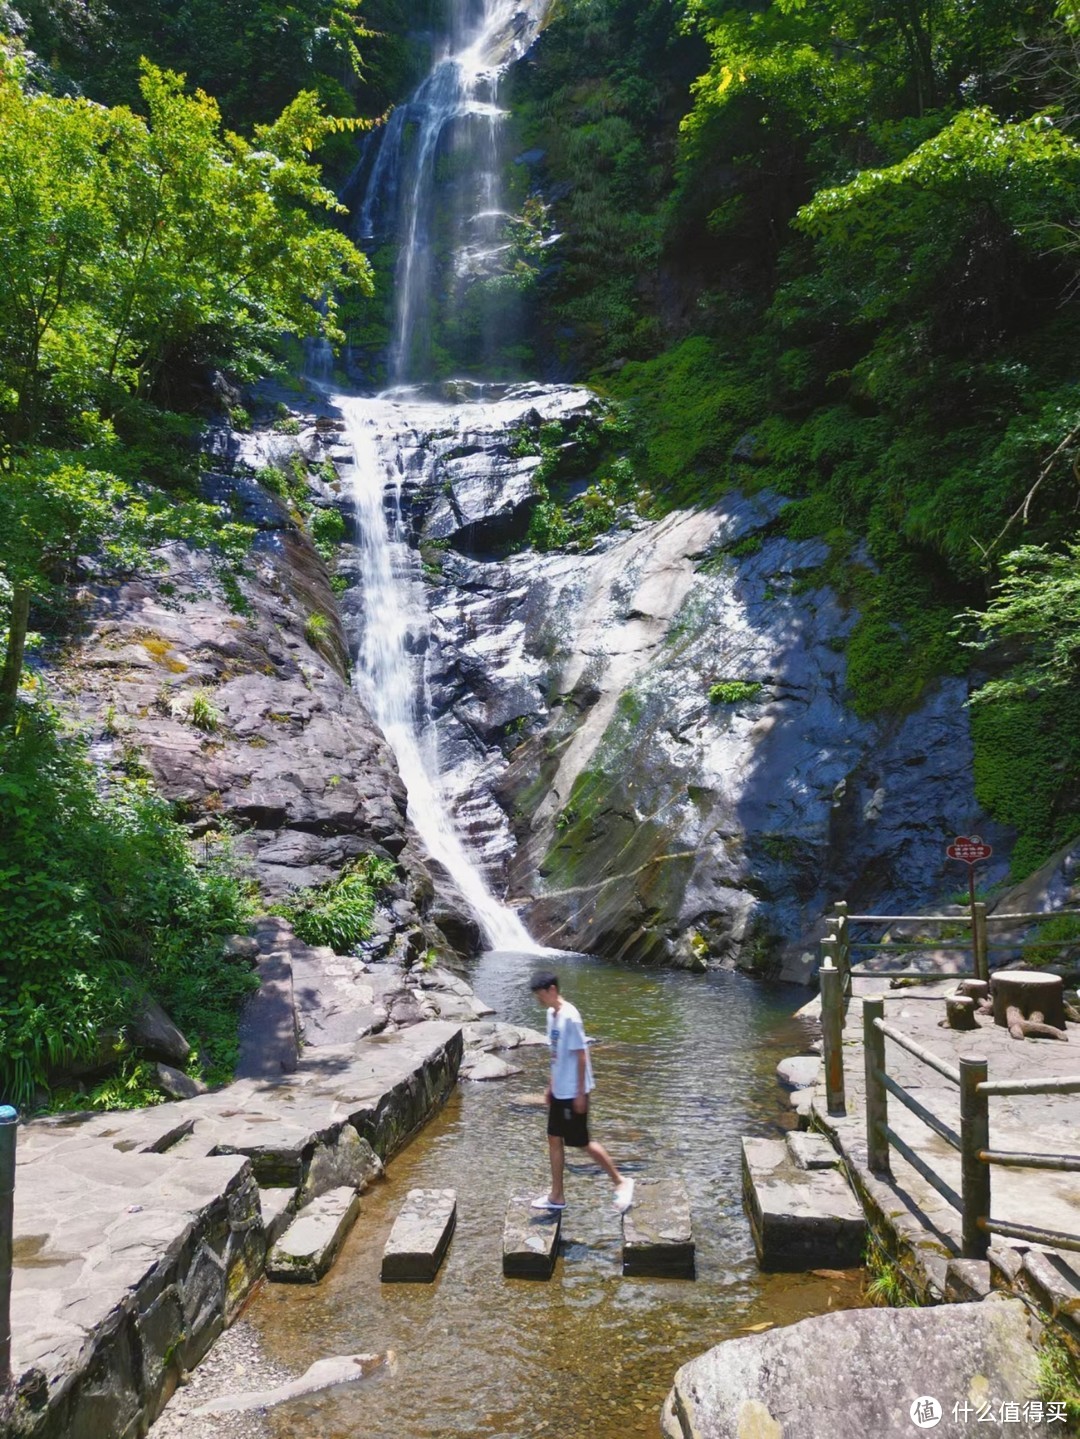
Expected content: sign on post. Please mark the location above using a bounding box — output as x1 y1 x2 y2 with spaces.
947 835 993 983
947 836 993 866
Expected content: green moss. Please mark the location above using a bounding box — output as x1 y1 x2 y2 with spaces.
972 690 1080 878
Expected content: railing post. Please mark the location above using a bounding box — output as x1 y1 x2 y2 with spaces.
959 1056 990 1260
820 933 840 1024
863 997 890 1174
972 902 989 984
832 901 851 992
819 957 846 1116
0 1105 16 1388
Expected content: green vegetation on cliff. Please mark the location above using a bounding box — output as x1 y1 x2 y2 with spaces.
0 12 381 1106
517 0 1080 872
0 705 255 1107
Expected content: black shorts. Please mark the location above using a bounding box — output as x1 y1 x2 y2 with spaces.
547 1096 590 1148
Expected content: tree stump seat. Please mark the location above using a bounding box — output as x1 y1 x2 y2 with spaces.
990 971 1068 1042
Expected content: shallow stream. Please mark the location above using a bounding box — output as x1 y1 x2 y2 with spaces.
245 952 865 1438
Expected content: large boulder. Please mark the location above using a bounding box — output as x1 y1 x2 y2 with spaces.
129 996 191 1066
662 1298 1040 1439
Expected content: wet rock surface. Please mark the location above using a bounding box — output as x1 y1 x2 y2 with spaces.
389 414 1011 974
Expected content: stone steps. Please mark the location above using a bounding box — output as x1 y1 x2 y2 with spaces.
741 1130 866 1272
502 1196 562 1278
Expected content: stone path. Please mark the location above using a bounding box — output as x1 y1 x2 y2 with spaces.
809 977 1080 1338
3 1021 462 1439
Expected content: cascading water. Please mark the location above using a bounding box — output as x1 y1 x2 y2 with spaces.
356 0 546 383
342 395 540 952
339 0 553 951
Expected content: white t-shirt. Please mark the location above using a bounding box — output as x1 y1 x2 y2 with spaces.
546 999 594 1100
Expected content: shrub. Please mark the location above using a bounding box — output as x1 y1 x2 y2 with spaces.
281 854 397 951
709 681 763 704
310 505 347 561
0 706 255 1107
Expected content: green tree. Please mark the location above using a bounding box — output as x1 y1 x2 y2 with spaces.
0 56 373 723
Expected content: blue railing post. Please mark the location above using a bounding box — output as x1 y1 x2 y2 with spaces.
0 1105 16 1387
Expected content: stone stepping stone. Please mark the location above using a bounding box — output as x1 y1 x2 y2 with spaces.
741 1136 865 1272
258 1187 296 1247
267 1185 360 1283
381 1188 457 1282
502 1196 561 1279
621 1179 695 1277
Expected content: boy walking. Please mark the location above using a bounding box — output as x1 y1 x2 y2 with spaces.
528 971 634 1213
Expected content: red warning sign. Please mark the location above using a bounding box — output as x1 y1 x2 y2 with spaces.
946 835 993 865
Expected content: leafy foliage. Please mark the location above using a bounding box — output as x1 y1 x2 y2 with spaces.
281 853 396 951
708 681 762 704
0 705 255 1107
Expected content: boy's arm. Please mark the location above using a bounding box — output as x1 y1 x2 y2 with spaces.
573 1046 588 1111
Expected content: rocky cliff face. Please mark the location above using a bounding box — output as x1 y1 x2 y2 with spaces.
394 395 1012 979
49 409 451 957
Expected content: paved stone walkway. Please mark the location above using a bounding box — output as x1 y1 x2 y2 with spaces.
3 1021 462 1439
810 977 1080 1338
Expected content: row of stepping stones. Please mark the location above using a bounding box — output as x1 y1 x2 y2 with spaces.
264 1179 695 1285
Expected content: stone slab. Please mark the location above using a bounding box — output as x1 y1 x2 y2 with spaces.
785 1131 838 1171
267 1186 360 1283
664 1298 1040 1439
741 1136 865 1272
502 1198 561 1279
257 1188 296 1248
622 1179 695 1277
381 1188 457 1282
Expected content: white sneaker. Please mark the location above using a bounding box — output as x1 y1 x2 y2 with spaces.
613 1178 635 1213
530 1195 566 1211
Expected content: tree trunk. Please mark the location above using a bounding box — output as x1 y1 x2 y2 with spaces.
0 584 30 728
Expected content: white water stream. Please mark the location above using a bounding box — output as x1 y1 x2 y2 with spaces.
342 395 541 952
338 1 559 951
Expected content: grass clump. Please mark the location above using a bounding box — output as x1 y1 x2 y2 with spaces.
281 854 397 952
709 680 763 705
304 611 332 651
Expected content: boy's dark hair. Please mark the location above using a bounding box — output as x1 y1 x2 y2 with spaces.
529 971 559 992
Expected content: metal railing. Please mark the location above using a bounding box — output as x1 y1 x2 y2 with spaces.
861 996 1080 1259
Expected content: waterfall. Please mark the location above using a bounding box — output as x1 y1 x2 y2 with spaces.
342 396 541 953
337 1 553 952
356 0 548 384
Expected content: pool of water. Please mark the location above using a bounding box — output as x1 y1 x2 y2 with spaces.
247 951 865 1438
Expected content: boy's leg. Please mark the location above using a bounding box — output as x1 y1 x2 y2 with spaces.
585 1139 622 1186
548 1134 566 1203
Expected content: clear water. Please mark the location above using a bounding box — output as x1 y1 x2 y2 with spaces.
246 954 865 1439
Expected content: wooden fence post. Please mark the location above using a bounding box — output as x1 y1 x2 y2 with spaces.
863 997 890 1174
0 1105 15 1387
959 1056 990 1260
972 902 989 984
819 957 845 1116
